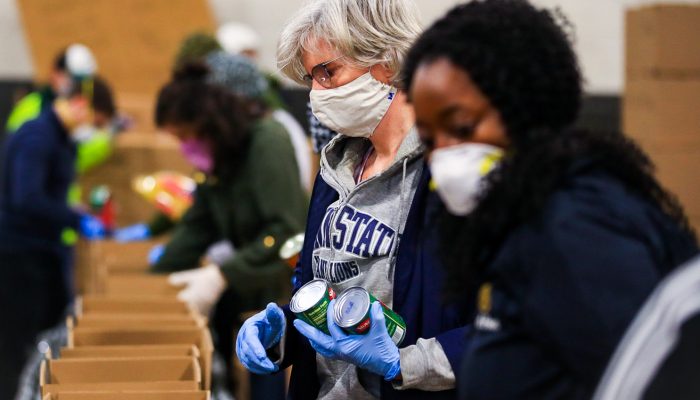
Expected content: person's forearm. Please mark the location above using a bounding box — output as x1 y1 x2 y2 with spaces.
17 196 80 229
393 338 456 391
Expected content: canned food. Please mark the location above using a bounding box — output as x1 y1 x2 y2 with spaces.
333 287 406 345
279 233 304 268
290 279 336 334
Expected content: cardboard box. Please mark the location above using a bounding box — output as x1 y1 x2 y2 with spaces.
626 4 700 78
67 327 213 390
691 216 700 233
41 381 200 396
43 392 210 400
71 315 202 329
623 78 700 149
76 296 191 315
118 92 157 133
644 148 700 220
17 0 215 96
74 239 169 295
97 239 164 275
104 275 181 296
60 344 198 359
40 356 201 384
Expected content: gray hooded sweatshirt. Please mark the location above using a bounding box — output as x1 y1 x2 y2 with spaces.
310 129 455 399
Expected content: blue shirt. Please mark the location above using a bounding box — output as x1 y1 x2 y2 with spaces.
459 168 698 399
0 107 80 253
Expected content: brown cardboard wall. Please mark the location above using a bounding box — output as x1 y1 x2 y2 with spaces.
74 238 169 295
41 381 200 396
74 315 199 329
66 326 213 389
46 357 199 384
624 79 700 149
60 345 198 359
646 149 700 217
624 4 700 232
104 272 180 296
17 0 215 96
45 392 209 400
78 296 191 315
626 4 700 78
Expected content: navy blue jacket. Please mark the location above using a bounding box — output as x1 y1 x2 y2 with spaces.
0 108 79 254
459 167 698 399
281 164 472 399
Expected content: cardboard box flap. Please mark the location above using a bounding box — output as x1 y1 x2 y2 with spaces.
40 381 199 396
47 356 200 384
78 296 190 314
69 326 204 347
75 315 201 329
60 344 199 359
44 391 210 400
104 275 181 296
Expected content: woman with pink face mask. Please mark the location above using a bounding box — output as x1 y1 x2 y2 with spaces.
152 59 307 395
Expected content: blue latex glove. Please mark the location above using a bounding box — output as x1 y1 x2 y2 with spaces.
293 300 401 380
114 223 151 242
148 244 165 265
236 303 286 375
79 214 106 240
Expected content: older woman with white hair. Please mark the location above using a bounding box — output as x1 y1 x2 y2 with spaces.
236 0 472 399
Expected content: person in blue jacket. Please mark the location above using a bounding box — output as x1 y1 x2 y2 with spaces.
401 1 699 399
0 76 115 399
236 0 472 398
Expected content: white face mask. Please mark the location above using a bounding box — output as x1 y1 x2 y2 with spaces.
71 123 97 143
429 142 504 216
309 72 397 138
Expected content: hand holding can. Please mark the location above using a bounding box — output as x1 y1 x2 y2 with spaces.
290 279 336 334
293 298 402 381
333 287 406 346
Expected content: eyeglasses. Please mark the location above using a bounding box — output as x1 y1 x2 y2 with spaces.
302 56 343 89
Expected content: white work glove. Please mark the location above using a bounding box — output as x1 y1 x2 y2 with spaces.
168 264 227 316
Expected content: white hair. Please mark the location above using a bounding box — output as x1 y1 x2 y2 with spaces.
277 0 422 85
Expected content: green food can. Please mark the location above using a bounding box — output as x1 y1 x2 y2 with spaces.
333 287 406 346
290 279 336 334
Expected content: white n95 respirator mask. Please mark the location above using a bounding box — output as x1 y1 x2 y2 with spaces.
429 143 504 216
309 72 397 138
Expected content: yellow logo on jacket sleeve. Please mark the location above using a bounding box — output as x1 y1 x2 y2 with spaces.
478 282 493 314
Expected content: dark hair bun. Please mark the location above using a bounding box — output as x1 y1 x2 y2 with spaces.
173 61 210 82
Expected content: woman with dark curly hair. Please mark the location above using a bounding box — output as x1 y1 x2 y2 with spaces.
152 56 308 396
403 0 698 398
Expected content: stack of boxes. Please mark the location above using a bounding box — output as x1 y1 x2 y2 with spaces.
39 241 213 399
624 4 700 231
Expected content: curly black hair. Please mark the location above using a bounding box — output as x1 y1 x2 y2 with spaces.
404 0 581 142
155 62 252 179
402 0 696 296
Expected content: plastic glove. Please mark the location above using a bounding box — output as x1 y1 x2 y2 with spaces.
79 214 106 240
114 223 151 242
168 264 227 316
148 244 165 265
236 302 286 375
293 300 401 381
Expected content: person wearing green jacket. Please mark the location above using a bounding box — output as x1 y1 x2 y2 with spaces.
152 56 307 396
